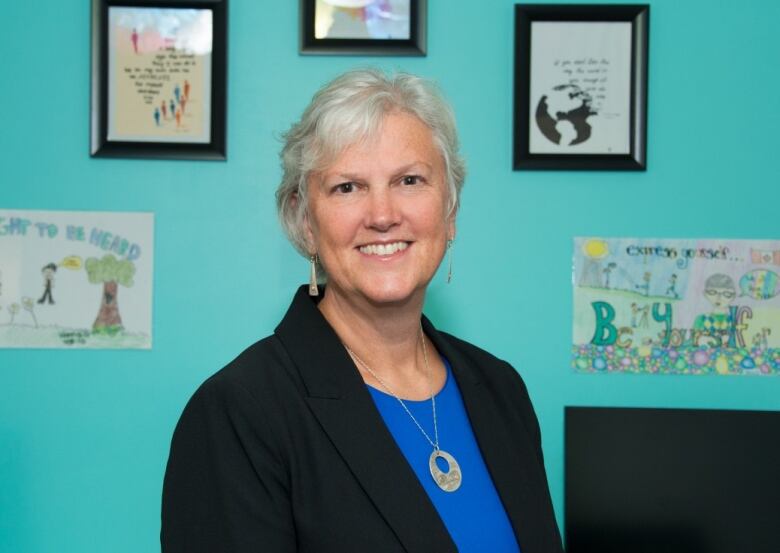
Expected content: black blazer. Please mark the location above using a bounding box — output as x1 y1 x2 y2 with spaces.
162 286 563 552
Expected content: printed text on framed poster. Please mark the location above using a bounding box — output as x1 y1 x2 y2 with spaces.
513 4 648 170
91 0 227 160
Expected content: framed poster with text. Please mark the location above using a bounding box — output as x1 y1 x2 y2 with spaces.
90 0 227 160
513 4 648 170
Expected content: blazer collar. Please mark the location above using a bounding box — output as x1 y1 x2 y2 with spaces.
275 286 547 552
275 286 456 552
426 322 554 552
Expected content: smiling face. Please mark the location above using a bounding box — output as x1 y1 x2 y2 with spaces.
304 111 455 308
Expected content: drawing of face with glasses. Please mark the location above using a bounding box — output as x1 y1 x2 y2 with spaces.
703 273 736 312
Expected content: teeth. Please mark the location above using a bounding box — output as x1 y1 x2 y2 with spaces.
359 241 409 256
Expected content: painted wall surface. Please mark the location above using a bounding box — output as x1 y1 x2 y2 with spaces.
1 1 778 551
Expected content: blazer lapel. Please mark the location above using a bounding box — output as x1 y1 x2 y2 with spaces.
275 287 456 552
424 317 554 553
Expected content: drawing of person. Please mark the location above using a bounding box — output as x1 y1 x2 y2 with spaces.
180 95 187 114
183 79 190 99
638 305 650 328
175 108 181 127
170 99 176 117
174 83 181 104
154 107 161 126
37 262 57 305
161 100 167 119
602 262 617 289
630 302 639 328
131 28 139 54
666 273 679 299
694 273 737 345
635 271 651 296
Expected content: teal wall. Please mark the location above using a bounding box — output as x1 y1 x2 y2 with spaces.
2 1 779 551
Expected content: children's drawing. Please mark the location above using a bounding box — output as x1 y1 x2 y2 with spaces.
573 238 780 376
0 210 153 349
85 255 136 335
107 7 212 143
38 262 58 304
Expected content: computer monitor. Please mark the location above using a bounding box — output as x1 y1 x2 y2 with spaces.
565 406 780 553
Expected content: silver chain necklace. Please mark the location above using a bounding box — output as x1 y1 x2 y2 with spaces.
344 326 462 492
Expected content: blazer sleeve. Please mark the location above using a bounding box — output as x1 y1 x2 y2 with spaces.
161 374 296 552
505 361 545 465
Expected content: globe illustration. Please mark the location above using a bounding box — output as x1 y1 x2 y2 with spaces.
535 84 597 146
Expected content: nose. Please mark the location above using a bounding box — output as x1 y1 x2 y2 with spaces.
365 186 400 232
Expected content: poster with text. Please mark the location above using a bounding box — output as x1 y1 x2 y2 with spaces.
107 7 212 143
0 210 154 349
573 237 780 376
529 22 632 155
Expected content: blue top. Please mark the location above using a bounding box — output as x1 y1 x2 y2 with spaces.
367 358 521 552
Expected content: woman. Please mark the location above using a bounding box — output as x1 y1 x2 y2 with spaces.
162 69 563 552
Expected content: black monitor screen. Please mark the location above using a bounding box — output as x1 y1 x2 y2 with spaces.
565 406 780 553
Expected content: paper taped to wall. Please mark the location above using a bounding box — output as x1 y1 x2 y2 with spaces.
0 209 153 349
573 237 780 376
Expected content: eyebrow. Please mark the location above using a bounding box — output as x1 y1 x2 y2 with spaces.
325 162 434 183
390 162 433 180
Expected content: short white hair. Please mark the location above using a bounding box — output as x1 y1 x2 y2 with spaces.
276 68 466 258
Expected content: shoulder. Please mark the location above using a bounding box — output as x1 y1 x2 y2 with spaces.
194 334 302 407
169 335 308 473
435 329 542 446
436 330 530 394
174 334 305 443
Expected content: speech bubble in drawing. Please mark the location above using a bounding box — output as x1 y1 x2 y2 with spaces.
739 269 779 300
60 256 83 270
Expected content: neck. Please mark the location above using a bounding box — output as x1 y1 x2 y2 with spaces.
317 284 441 399
319 285 424 357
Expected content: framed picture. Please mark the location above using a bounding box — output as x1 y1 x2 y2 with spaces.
299 0 426 56
513 4 648 170
91 0 227 160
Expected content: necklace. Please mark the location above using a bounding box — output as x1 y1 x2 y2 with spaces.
344 326 462 492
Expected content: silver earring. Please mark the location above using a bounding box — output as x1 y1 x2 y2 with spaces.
309 255 319 296
446 240 453 284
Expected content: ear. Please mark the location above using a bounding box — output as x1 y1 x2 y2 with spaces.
446 207 457 242
303 213 316 255
295 192 317 255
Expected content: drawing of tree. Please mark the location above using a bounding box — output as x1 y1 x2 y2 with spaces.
85 254 135 334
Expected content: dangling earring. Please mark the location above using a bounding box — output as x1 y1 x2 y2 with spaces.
309 255 319 296
446 239 453 284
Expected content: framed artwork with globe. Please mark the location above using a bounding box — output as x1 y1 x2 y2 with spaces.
513 4 648 170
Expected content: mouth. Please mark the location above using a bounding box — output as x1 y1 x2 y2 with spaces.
358 241 410 257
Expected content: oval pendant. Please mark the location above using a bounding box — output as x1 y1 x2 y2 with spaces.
429 449 462 492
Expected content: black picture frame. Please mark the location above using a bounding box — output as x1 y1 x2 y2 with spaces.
90 0 228 160
299 0 426 56
513 4 648 170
